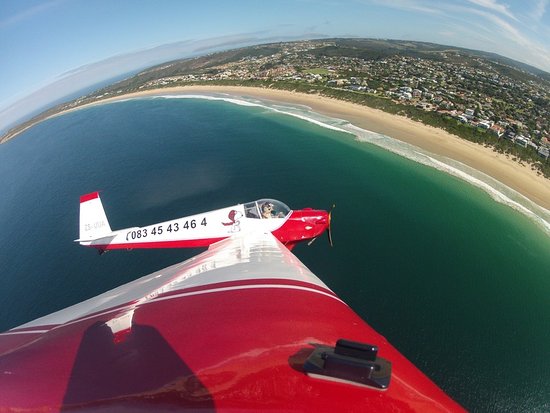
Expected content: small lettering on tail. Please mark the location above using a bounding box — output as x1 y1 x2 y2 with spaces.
79 192 113 241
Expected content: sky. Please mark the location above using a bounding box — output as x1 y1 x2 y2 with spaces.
1 0 549 131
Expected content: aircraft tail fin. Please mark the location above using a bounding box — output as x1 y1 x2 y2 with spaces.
77 192 113 242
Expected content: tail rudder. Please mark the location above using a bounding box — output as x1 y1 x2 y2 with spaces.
78 192 113 242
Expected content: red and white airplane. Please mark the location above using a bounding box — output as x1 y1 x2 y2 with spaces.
0 193 465 412
76 192 333 252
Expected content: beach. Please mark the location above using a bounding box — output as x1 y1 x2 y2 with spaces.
7 85 550 210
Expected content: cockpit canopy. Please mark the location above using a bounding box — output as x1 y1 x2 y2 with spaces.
244 199 291 219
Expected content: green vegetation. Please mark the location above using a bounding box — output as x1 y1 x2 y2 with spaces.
3 39 549 178
305 68 330 75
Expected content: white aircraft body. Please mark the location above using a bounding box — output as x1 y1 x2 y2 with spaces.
76 192 332 252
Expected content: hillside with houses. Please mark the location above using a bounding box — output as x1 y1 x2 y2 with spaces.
4 39 549 176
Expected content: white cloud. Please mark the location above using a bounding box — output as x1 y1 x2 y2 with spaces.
465 0 518 20
370 1 549 71
0 0 65 29
360 1 549 72
530 0 548 21
360 0 444 15
458 7 550 70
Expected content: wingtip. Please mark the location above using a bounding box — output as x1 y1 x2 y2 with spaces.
80 192 100 203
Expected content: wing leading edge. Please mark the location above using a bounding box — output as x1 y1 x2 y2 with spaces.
1 232 464 412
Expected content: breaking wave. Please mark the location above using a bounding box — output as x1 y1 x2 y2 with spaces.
148 93 550 234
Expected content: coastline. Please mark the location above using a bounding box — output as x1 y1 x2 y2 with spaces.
5 85 550 211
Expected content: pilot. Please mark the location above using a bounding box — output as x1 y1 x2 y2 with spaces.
261 202 285 219
261 202 275 219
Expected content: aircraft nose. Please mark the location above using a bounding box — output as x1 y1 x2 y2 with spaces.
310 211 330 234
301 211 329 234
315 214 328 226
273 207 333 249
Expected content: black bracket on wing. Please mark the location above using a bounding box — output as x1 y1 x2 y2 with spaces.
303 339 391 390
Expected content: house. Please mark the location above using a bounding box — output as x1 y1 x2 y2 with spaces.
538 146 549 159
327 79 348 87
477 120 493 129
416 102 433 111
490 124 505 137
504 130 516 141
514 135 529 148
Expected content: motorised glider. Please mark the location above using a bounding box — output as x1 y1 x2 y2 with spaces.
0 194 465 412
76 191 333 252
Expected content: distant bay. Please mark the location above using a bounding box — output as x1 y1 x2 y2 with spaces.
0 96 548 412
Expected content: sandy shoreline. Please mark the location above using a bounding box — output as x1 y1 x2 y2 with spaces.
6 85 550 210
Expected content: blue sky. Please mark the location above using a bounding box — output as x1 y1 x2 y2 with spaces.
1 0 549 130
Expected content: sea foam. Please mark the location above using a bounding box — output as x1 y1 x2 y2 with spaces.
146 93 550 234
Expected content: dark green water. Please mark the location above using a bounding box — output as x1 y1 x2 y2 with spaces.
0 97 548 412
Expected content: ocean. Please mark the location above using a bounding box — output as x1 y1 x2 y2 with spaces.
1 95 549 412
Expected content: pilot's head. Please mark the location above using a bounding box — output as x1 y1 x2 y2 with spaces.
262 202 274 213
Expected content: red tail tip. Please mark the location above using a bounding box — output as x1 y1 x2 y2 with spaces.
80 192 100 203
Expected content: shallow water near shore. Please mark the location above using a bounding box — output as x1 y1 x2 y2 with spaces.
169 92 550 233
1 96 549 412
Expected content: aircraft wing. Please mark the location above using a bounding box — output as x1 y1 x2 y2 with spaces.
0 232 464 412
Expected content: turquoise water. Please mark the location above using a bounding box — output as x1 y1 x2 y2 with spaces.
0 97 549 412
